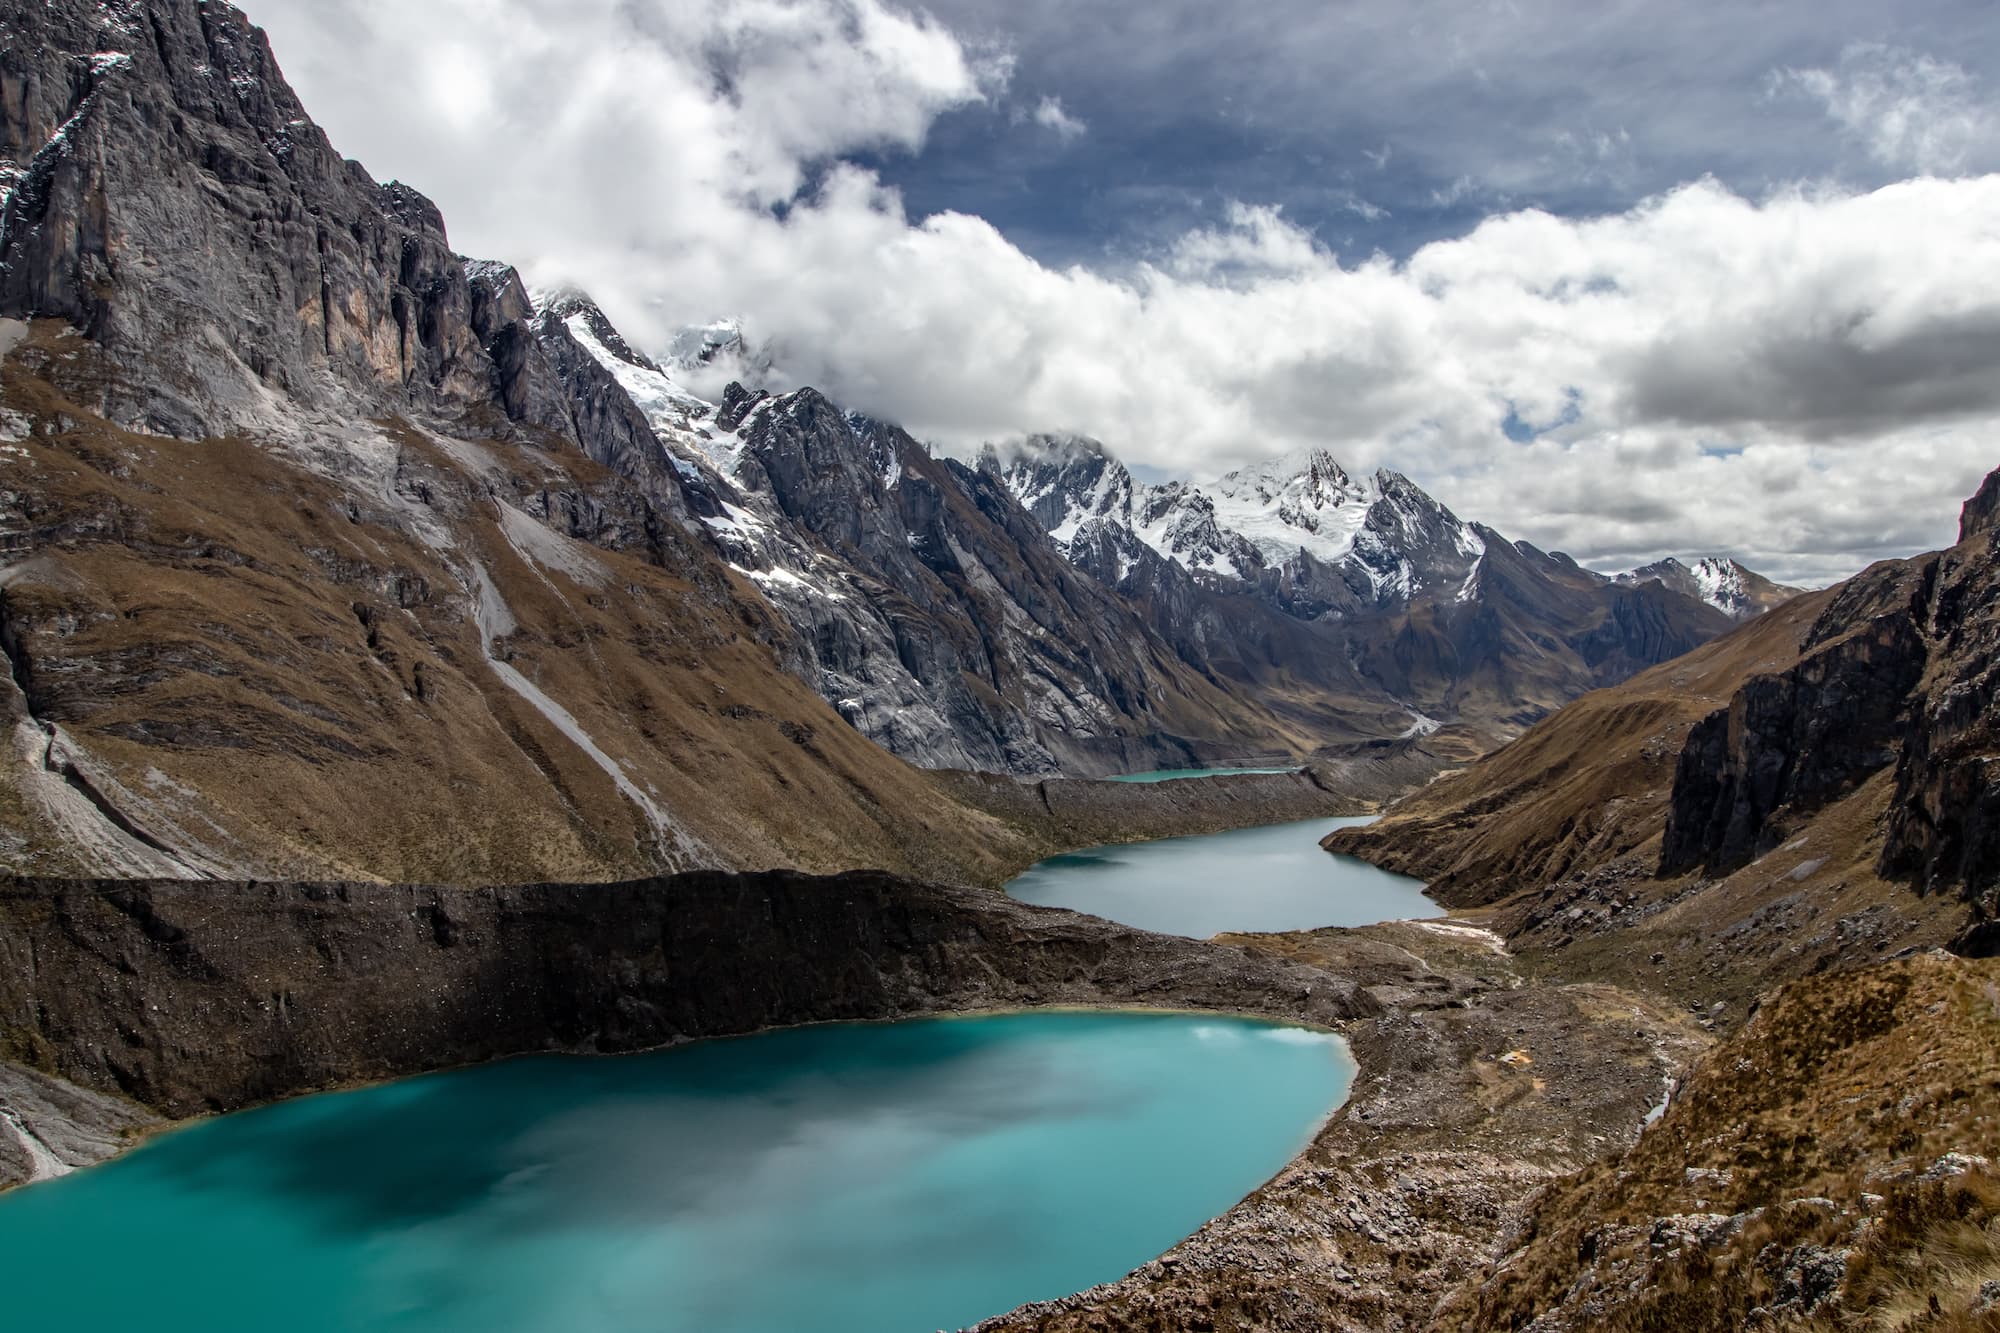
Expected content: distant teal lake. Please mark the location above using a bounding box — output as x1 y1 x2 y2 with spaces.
1007 815 1438 937
0 1012 1353 1333
1103 766 1298 783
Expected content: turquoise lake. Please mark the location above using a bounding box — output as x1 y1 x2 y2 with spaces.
1007 815 1438 937
1103 766 1299 783
0 1012 1353 1333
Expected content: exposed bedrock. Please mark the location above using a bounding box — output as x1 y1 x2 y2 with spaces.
1880 472 2000 921
0 870 1376 1137
1660 467 2000 901
1657 596 1930 875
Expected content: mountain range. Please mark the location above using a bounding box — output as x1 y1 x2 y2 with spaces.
985 433 1801 754
1 0 1786 881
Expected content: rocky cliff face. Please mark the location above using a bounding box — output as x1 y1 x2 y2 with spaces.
0 870 1374 1127
0 0 719 539
3 0 518 437
1879 475 2000 930
1657 568 1932 875
1661 475 2000 898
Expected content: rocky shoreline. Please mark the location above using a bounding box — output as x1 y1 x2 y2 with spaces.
973 920 1710 1331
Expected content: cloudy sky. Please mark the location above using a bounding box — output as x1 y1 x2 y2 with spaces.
242 0 2000 586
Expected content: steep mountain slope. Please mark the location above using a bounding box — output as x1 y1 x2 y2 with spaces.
989 433 1739 752
1616 555 1803 621
0 0 1351 881
0 316 1024 884
1329 465 2000 998
541 293 1316 774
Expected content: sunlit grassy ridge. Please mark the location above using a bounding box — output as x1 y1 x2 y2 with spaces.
1440 951 2000 1330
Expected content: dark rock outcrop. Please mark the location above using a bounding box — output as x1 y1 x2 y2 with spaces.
1663 470 2000 886
1659 586 1932 874
0 0 718 507
3 1 491 432
0 871 1374 1122
1879 469 2000 915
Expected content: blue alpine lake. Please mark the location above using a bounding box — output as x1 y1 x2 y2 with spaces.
0 1012 1353 1333
1007 815 1438 937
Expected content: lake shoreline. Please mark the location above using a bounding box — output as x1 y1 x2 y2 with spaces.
0 864 1698 1331
0 868 1378 1175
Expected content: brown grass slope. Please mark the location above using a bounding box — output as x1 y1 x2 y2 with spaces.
0 325 1039 884
1438 951 2000 1332
1326 585 1839 908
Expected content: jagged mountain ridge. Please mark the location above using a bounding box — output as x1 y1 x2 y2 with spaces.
537 306 1764 766
1615 555 1803 621
990 434 1487 613
988 433 1746 750
536 292 1315 774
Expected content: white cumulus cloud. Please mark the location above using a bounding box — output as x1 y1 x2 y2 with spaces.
242 0 2000 586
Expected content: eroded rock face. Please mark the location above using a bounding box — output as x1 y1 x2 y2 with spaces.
0 871 1374 1122
1880 471 2000 922
1659 590 1932 874
1661 467 2000 894
4 2 467 431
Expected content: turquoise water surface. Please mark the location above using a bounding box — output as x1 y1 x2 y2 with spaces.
1103 766 1298 783
0 1012 1352 1333
1007 815 1437 937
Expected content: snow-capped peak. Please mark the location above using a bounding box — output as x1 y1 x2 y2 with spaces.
1614 555 1800 621
992 436 1484 605
541 291 768 476
1203 447 1377 566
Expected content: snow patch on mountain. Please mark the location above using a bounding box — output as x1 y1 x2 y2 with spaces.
1200 446 1374 568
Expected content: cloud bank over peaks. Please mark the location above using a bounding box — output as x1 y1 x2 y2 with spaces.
242 0 2000 587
